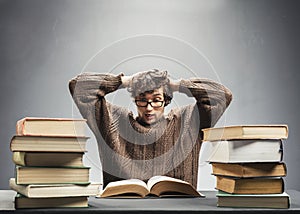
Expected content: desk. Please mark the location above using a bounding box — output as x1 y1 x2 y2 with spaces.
1 190 300 213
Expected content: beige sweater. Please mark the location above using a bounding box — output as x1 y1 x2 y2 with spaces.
69 73 232 188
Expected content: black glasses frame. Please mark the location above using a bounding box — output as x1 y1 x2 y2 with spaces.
135 100 165 108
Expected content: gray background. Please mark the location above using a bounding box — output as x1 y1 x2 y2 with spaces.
1 0 300 190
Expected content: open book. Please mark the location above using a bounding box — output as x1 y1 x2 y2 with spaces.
99 176 204 198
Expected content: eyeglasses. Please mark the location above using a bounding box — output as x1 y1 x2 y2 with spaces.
135 100 165 108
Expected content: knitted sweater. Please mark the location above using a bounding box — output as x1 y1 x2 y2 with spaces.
69 73 232 188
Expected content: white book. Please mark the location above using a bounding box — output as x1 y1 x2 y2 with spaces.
10 178 101 198
207 139 283 163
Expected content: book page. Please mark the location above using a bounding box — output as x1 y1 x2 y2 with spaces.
98 179 149 198
147 176 188 190
105 179 148 189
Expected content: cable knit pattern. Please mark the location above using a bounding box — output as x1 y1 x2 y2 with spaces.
69 73 232 188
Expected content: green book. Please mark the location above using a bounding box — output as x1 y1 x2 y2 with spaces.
14 194 88 209
217 190 290 209
12 151 84 167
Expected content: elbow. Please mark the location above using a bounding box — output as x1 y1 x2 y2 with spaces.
225 89 233 107
68 79 77 97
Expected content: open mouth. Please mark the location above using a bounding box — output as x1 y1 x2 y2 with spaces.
145 114 155 120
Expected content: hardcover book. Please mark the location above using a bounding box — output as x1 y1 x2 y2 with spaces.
207 139 283 163
15 166 90 185
202 125 288 142
12 151 84 167
14 194 88 209
215 176 284 194
10 178 101 198
10 135 88 152
211 162 287 178
16 117 87 137
99 176 203 198
217 191 290 209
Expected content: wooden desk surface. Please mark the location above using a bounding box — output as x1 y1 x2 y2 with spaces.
1 190 300 213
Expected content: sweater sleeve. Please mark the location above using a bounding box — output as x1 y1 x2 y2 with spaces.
69 72 123 99
68 72 123 137
179 78 233 129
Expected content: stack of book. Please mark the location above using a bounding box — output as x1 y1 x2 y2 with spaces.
202 124 290 209
9 117 101 209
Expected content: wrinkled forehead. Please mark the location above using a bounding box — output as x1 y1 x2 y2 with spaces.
136 87 164 98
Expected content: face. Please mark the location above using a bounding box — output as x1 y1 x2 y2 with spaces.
135 87 165 125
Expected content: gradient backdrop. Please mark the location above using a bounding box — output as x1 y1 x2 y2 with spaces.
1 0 300 190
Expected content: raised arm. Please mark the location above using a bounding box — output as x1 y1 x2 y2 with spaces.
68 72 124 136
69 72 124 99
171 78 232 129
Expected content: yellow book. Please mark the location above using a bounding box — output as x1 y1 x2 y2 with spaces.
15 166 90 185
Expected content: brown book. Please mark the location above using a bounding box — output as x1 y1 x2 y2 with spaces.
217 191 290 209
12 151 84 167
15 166 90 185
10 135 88 152
211 162 287 178
10 178 101 198
99 176 203 198
202 124 288 142
16 117 87 137
216 176 284 194
14 194 88 209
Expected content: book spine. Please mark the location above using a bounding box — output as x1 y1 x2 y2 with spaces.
12 152 26 166
16 118 26 135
